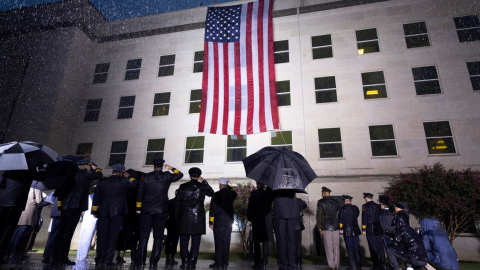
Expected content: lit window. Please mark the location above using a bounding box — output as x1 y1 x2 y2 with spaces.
369 125 398 156
271 131 292 150
276 81 291 106
145 139 165 166
274 40 289 64
125 59 142 80
152 93 171 116
193 51 204 73
466 61 480 90
117 96 135 119
227 135 247 162
403 22 430 48
453 15 480 42
361 71 387 99
93 63 109 84
412 66 442 95
189 89 202 113
185 136 205 164
315 76 337 103
158 55 175 77
76 143 93 159
312 34 333 59
318 128 343 158
423 121 456 154
109 141 128 166
84 99 102 122
356 28 380 54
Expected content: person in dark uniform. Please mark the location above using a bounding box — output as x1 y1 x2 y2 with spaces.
393 202 409 224
208 177 238 269
0 169 42 264
91 164 137 266
379 196 394 248
272 189 299 270
52 158 103 266
165 189 180 266
42 192 60 264
135 158 183 267
339 195 362 270
175 168 214 270
247 183 273 270
362 193 386 270
295 196 307 270
316 186 341 270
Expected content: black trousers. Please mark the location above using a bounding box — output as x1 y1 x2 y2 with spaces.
165 232 179 257
96 215 123 264
53 208 82 262
7 225 34 258
344 235 361 270
273 218 296 270
136 213 167 265
253 241 269 265
385 247 427 269
213 226 232 267
180 234 202 261
43 217 61 259
295 230 302 265
0 206 24 259
366 235 386 269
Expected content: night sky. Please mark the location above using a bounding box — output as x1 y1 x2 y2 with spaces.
0 0 237 21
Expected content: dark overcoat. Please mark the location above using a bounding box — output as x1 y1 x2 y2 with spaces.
361 200 383 236
59 168 103 211
390 211 428 263
209 186 237 227
419 218 459 270
316 196 341 231
136 170 183 215
338 203 361 236
91 175 137 217
247 187 273 242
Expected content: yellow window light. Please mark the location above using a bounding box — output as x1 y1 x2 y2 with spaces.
437 140 445 144
432 146 447 150
366 90 378 95
358 49 364 54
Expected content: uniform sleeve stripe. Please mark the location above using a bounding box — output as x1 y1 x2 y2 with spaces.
136 202 142 207
92 206 98 211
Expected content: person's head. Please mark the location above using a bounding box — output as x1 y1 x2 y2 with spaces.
379 195 389 210
188 167 202 180
153 158 165 171
321 186 331 197
111 164 126 176
363 193 373 202
394 202 407 213
76 158 92 170
219 177 229 189
343 195 353 204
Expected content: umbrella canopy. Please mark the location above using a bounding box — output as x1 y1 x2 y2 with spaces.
242 146 317 191
44 156 81 190
0 141 57 171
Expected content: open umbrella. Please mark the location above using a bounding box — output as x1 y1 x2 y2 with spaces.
0 141 57 171
44 155 81 190
242 146 317 191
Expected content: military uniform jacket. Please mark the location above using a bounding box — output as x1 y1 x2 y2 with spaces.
91 175 137 217
272 189 299 219
338 204 361 236
59 168 103 211
0 170 38 209
247 188 273 243
209 186 237 227
136 169 183 215
362 201 383 236
316 196 341 231
380 208 395 235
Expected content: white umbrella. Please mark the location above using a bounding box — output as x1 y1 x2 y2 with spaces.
0 141 58 170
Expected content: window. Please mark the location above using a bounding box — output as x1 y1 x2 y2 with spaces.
315 76 337 103
274 40 289 64
423 121 456 154
369 125 398 156
84 99 102 122
158 54 175 77
145 139 165 166
117 96 135 119
125 59 142 80
403 22 430 48
467 61 480 90
362 71 387 99
190 89 202 113
271 131 292 150
454 15 480 42
193 51 204 73
185 136 205 163
412 66 442 95
312 35 333 59
318 128 343 158
227 135 247 162
109 141 128 166
152 92 170 116
356 28 380 54
93 63 109 84
75 143 93 159
276 81 291 106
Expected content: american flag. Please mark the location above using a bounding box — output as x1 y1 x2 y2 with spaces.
198 0 279 135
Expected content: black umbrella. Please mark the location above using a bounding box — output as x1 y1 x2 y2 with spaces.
242 146 317 191
44 156 81 190
0 141 57 171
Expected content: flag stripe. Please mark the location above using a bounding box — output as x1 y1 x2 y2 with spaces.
252 0 261 134
228 42 235 135
246 2 254 134
239 3 248 135
222 42 229 135
204 42 215 131
234 41 241 135
199 41 209 132
216 43 225 135
267 0 279 129
257 0 266 132
210 42 219 133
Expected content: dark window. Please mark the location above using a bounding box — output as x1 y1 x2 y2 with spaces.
185 136 205 163
315 76 337 103
76 143 93 159
318 128 343 158
84 99 102 122
412 66 442 95
227 135 247 162
454 15 480 42
190 89 202 113
271 131 292 150
152 92 171 116
276 80 291 106
312 35 333 59
467 61 480 90
158 55 175 77
362 71 387 99
423 121 456 154
117 96 135 119
93 63 110 84
125 59 142 80
403 22 430 48
274 40 289 64
109 141 128 166
145 138 165 166
369 125 398 156
194 51 204 73
356 28 380 54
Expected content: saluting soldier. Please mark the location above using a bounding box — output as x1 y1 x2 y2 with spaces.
339 195 362 270
362 193 386 270
316 186 341 270
52 158 103 266
379 196 395 247
208 177 238 270
91 164 137 266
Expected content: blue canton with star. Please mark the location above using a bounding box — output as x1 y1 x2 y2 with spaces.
205 5 242 43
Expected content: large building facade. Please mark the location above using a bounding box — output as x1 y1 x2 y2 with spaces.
1 0 479 261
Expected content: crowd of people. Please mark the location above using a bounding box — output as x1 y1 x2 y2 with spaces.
0 158 461 270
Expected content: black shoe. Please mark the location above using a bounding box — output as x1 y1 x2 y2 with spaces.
170 259 178 265
41 257 51 264
63 260 76 266
116 256 126 263
210 262 221 268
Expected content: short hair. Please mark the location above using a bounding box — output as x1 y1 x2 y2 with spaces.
345 198 352 203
